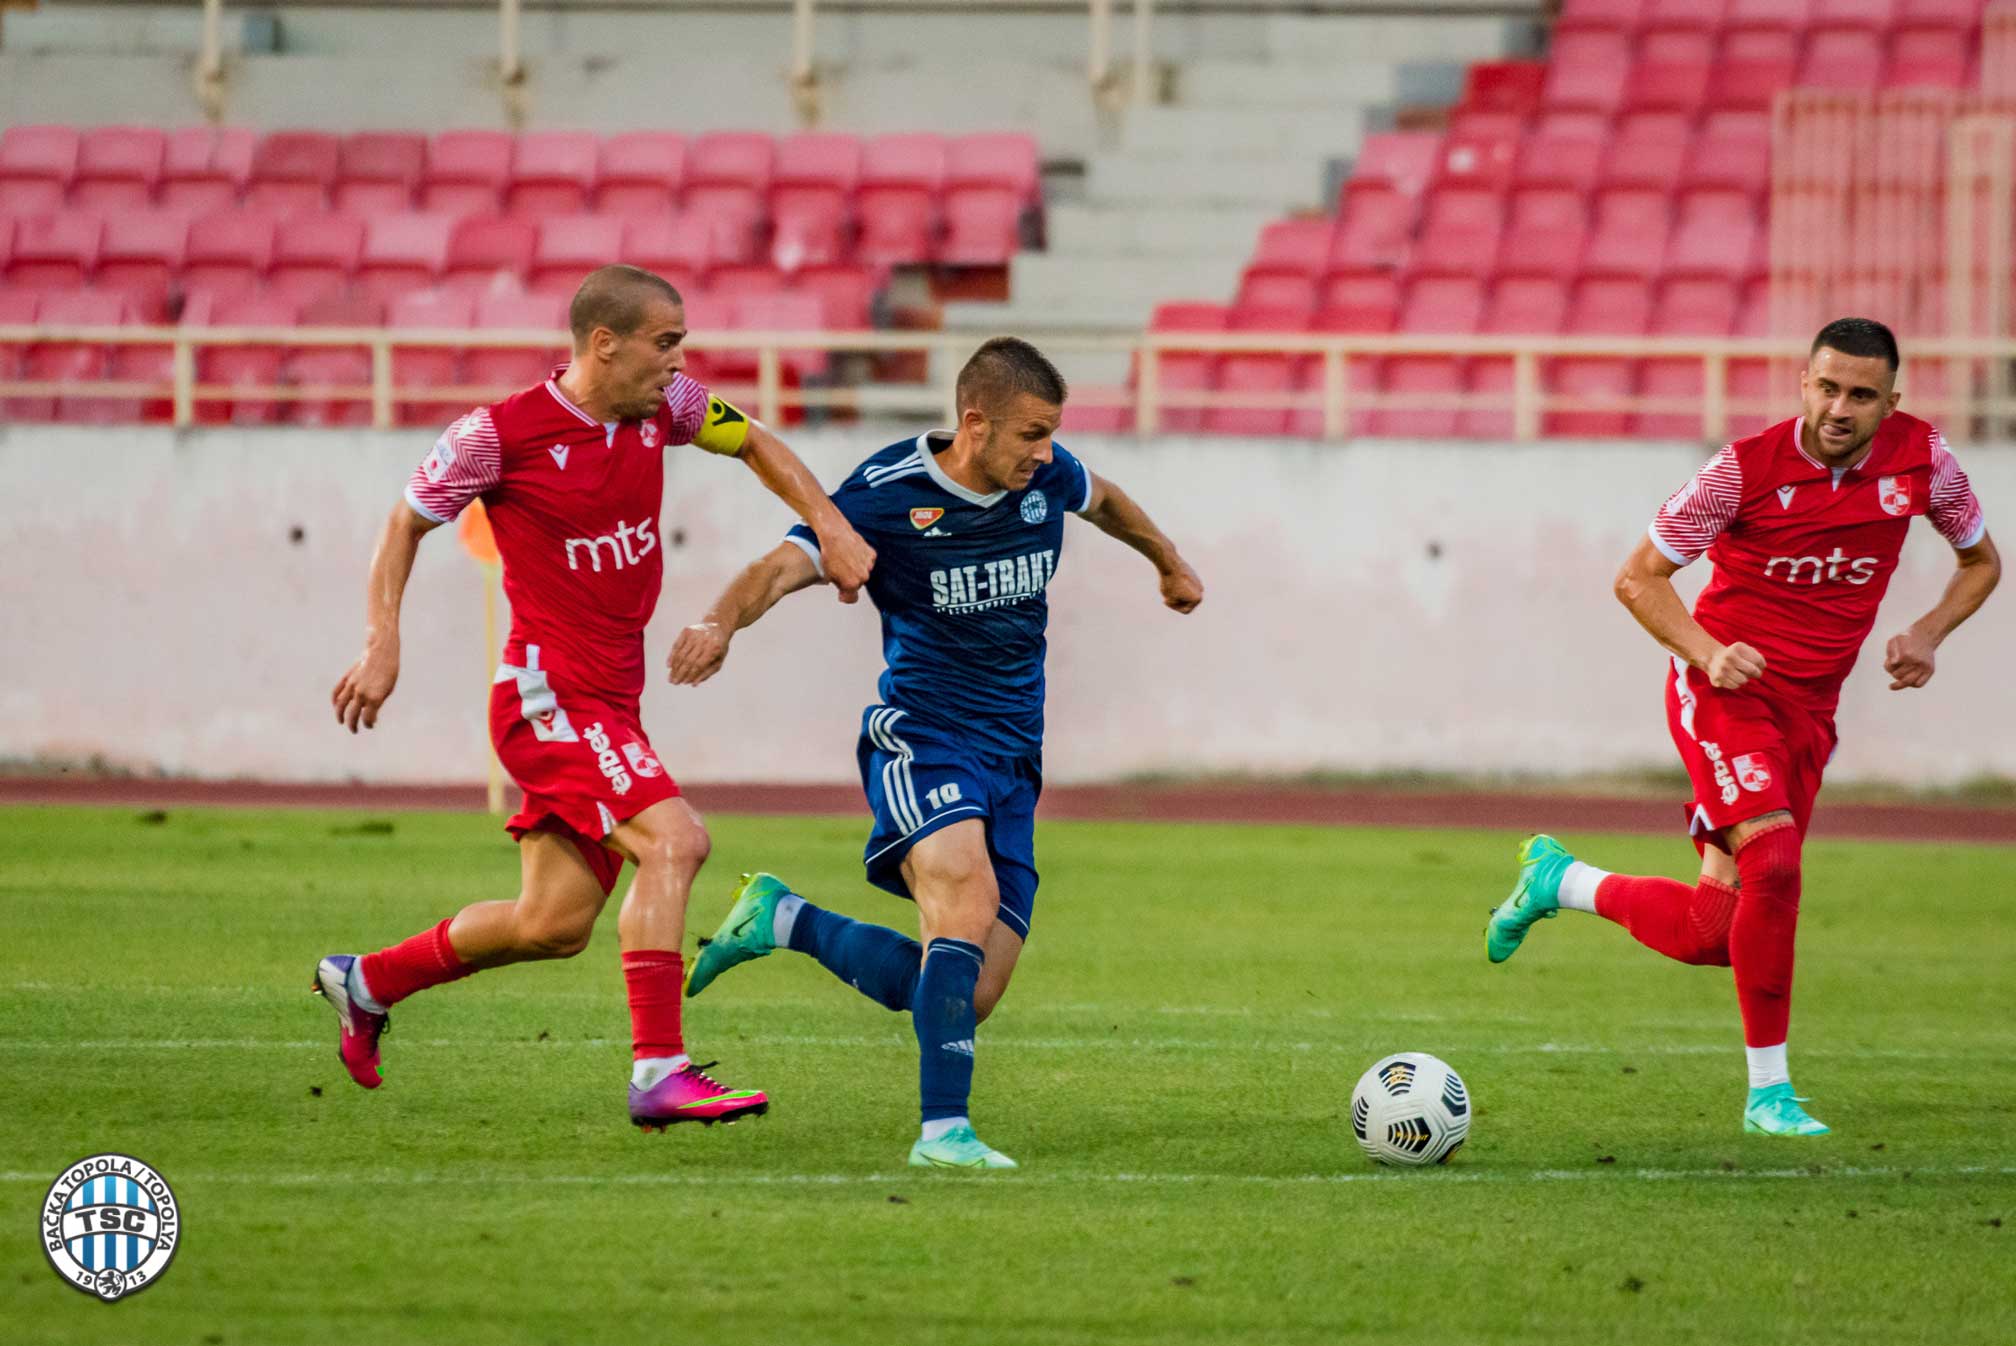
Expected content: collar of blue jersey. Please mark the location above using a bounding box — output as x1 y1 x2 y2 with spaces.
915 430 1008 508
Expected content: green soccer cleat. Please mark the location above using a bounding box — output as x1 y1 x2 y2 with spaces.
1743 1083 1831 1137
685 872 793 998
908 1125 1018 1170
1486 834 1576 964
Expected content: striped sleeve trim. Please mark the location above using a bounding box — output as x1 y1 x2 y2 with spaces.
404 407 503 524
1928 431 1987 549
1648 443 1743 565
665 373 709 444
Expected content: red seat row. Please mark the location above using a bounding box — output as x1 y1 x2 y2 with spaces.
1551 0 1983 36
0 128 1042 268
0 211 885 325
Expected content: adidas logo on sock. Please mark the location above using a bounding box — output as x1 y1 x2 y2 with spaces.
941 1039 975 1057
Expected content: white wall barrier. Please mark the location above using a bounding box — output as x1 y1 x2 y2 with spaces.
2 425 2010 787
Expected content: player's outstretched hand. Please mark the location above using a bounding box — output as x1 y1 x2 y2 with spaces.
331 645 399 733
1706 641 1765 690
1883 628 1936 690
1160 558 1204 614
818 520 876 604
668 621 731 686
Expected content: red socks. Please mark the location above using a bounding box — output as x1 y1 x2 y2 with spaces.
1595 873 1739 967
621 950 685 1060
358 917 475 1008
1729 822 1802 1048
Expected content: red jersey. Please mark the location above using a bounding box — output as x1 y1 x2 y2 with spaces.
1649 412 1986 705
405 369 714 703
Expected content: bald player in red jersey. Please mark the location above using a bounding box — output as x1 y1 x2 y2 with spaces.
316 264 876 1131
1487 318 1999 1137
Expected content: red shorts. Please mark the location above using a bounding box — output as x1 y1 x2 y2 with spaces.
1664 656 1837 854
489 658 680 895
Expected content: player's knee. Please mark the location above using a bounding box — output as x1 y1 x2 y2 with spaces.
631 812 711 876
516 910 593 960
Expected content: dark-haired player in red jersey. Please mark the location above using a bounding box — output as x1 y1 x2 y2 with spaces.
1487 318 1999 1137
316 264 875 1130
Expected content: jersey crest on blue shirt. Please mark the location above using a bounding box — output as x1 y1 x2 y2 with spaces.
787 431 1095 759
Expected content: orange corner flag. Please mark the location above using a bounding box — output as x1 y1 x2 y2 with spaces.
458 500 500 567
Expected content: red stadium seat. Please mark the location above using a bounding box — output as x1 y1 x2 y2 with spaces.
1248 217 1337 280
1798 26 1889 89
1688 112 1772 194
621 215 712 290
421 131 514 216
0 126 80 217
1435 127 1519 190
1627 28 1714 113
270 213 365 303
529 215 626 295
1603 112 1694 189
1146 301 1226 432
246 132 339 215
709 263 788 302
723 291 830 384
1549 276 1651 434
1330 183 1413 271
1639 277 1742 435
1316 269 1400 330
71 127 167 211
1398 273 1486 332
20 290 132 424
466 290 567 393
1711 30 1802 110
595 133 686 217
334 133 425 214
770 136 858 272
158 128 254 214
940 188 1023 266
1385 272 1483 434
1462 276 1573 436
793 264 879 330
1895 0 1978 21
1447 109 1526 141
1666 189 1760 280
1582 187 1672 279
775 132 865 195
1885 26 1973 88
864 134 948 192
1515 113 1609 192
1235 270 1318 313
191 291 299 425
508 132 600 219
684 133 774 257
1287 339 1379 438
1409 187 1505 276
1200 307 1308 437
1557 0 1643 27
948 133 1040 204
1543 28 1632 111
5 213 102 289
1497 188 1588 280
1812 0 1896 24
389 289 474 426
1351 133 1442 197
442 216 537 296
855 185 938 267
1724 0 1813 25
1460 61 1547 115
95 212 189 320
356 213 456 301
1640 0 1726 28
179 209 279 305
0 216 16 275
0 288 40 420
288 293 383 426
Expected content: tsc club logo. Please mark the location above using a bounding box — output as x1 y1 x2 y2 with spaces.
41 1154 180 1302
1878 475 1912 516
1020 490 1049 525
910 507 945 530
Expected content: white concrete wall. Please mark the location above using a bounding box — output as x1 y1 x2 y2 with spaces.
1 425 2008 786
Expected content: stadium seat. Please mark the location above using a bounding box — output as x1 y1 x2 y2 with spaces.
0 216 15 274
356 214 456 301
529 215 626 295
0 126 80 217
1247 218 1337 282
948 133 1041 205
466 290 567 393
1351 132 1442 197
770 133 860 272
388 289 474 426
270 213 366 303
793 263 879 330
442 217 537 296
1724 0 1814 26
1885 25 1973 88
95 211 189 320
1812 0 1896 25
421 131 514 216
1581 187 1672 279
1638 277 1742 436
71 127 167 211
191 291 298 424
1798 26 1890 89
1446 109 1526 141
1542 28 1633 111
1895 0 1979 22
1435 126 1519 190
1549 275 1651 435
1556 0 1644 27
1626 29 1715 113
620 215 712 290
1603 112 1694 190
595 133 686 216
0 288 40 420
1497 188 1588 280
1461 275 1573 437
1146 301 1226 433
708 263 788 302
1515 113 1609 192
1377 273 1484 435
941 187 1023 266
246 132 339 215
1688 112 1772 194
4 213 102 289
1711 28 1802 109
1409 187 1506 276
718 291 831 386
158 128 254 214
1316 269 1400 331
1286 336 1379 438
1235 270 1318 313
1459 60 1547 115
334 133 426 214
1330 183 1413 271
684 133 774 259
287 293 383 426
856 135 948 267
1666 188 1760 280
1641 0 1727 29
180 209 279 304
18 290 130 424
508 132 600 219
1200 307 1307 437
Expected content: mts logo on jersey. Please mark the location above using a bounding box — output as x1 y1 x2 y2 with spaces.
1763 548 1880 586
564 517 658 572
930 549 1058 613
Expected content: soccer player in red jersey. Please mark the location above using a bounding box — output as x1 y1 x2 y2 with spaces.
316 265 875 1129
1486 318 1999 1136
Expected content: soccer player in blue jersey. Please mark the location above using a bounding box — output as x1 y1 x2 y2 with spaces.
666 337 1203 1168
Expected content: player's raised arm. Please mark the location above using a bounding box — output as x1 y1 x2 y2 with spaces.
332 501 442 732
667 540 827 686
1077 471 1203 614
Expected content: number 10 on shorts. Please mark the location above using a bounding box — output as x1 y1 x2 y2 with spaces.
926 783 963 811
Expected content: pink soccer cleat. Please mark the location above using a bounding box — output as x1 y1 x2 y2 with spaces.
629 1061 769 1130
311 954 389 1089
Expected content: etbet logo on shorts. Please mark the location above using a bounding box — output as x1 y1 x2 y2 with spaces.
1700 740 1741 806
584 723 633 795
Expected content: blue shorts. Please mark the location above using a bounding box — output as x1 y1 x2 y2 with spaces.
856 705 1041 939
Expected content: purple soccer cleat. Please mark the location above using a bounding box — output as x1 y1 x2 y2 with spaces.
311 954 388 1090
629 1061 769 1131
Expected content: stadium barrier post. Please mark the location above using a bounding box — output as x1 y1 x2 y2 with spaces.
1321 347 1346 440
172 334 195 429
1137 339 1160 434
1702 352 1727 445
200 0 224 87
1511 348 1539 440
371 338 394 430
792 0 818 117
757 345 783 426
1089 0 1114 94
1132 0 1154 106
499 0 524 83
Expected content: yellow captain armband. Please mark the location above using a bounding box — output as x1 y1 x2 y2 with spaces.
692 395 752 456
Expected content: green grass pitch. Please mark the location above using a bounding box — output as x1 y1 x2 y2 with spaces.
2 804 2012 1344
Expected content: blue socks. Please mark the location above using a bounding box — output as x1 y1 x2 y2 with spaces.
914 938 983 1124
786 902 922 1013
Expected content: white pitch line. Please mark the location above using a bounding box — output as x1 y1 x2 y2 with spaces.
0 1165 2008 1190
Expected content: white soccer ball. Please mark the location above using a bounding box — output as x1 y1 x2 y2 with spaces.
1350 1052 1471 1166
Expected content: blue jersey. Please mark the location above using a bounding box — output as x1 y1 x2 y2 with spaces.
787 431 1094 759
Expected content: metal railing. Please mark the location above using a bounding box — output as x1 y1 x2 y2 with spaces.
5 327 2014 440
